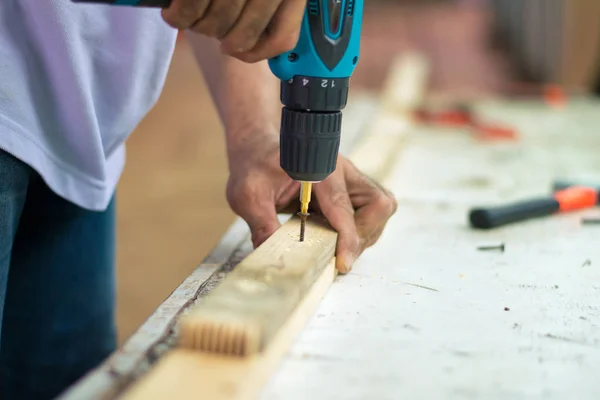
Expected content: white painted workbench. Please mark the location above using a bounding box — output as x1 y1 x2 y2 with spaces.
261 97 600 399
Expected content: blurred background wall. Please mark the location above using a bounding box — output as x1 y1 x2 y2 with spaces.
115 0 600 343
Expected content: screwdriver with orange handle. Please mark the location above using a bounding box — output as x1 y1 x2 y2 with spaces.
469 185 599 229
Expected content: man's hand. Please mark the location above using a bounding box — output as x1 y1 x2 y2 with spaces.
226 134 398 274
162 0 305 63
184 36 395 271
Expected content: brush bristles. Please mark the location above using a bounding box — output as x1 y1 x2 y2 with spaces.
179 316 261 356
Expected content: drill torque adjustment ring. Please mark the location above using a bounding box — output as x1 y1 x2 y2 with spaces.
280 108 342 182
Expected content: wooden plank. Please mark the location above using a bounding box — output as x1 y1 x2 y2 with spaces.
259 96 600 399
118 52 430 400
177 214 338 355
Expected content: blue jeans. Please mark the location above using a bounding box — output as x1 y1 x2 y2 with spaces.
0 149 117 399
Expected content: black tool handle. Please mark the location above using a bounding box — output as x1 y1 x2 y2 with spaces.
469 198 559 229
71 0 171 7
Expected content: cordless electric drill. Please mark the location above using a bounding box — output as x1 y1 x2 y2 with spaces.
73 0 364 241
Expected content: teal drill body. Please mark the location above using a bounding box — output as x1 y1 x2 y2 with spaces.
72 0 364 183
268 0 363 81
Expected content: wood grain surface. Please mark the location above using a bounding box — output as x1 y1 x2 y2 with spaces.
177 215 338 355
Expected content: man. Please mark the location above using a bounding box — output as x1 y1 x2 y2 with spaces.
0 0 397 397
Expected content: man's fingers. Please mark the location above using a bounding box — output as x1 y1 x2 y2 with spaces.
313 173 360 274
343 162 398 252
161 0 304 63
227 183 281 248
354 191 397 251
161 0 211 30
219 0 284 55
190 0 247 39
226 0 304 63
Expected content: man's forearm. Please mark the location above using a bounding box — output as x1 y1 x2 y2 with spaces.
185 32 281 152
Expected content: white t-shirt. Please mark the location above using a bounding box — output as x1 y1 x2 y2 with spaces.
0 0 178 211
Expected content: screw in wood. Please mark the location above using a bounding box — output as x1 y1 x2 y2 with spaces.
298 212 309 242
477 243 505 252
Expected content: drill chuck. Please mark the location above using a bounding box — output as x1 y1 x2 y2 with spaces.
279 76 349 182
280 107 342 182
